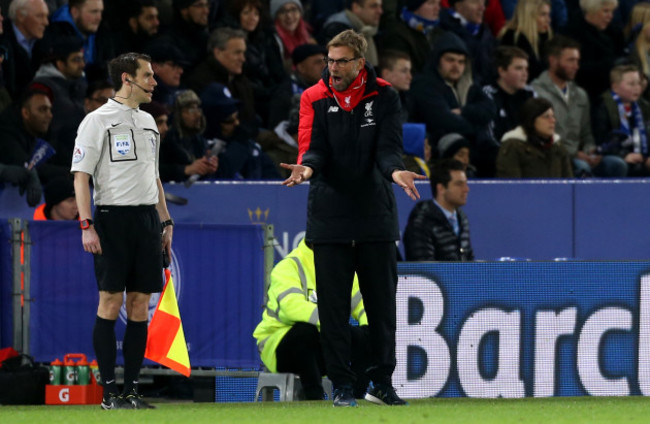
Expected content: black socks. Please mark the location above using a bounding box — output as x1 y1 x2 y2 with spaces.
93 316 117 397
122 319 148 395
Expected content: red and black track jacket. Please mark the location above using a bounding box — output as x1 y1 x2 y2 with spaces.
298 65 405 244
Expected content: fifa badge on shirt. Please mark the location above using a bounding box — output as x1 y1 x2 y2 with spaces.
113 133 132 156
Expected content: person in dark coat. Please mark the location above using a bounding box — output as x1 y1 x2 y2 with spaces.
146 41 187 109
280 29 424 407
593 64 649 176
377 49 413 124
268 43 326 129
159 0 210 76
563 0 625 105
482 45 536 176
439 0 497 84
47 0 115 82
112 0 161 56
2 0 49 100
408 31 496 176
379 0 445 75
31 36 87 167
188 26 257 134
403 159 474 261
201 83 280 180
159 89 218 183
498 0 552 82
496 97 573 177
217 0 286 127
0 87 68 186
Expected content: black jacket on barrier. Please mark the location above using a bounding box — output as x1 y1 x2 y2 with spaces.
299 64 405 243
403 200 474 261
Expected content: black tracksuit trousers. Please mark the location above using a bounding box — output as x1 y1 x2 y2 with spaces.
313 241 397 390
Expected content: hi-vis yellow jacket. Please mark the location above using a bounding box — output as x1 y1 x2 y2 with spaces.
253 239 368 372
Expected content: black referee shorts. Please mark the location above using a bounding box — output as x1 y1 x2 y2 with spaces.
93 205 163 294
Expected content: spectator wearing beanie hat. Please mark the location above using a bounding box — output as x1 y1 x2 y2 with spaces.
496 97 573 178
436 133 477 177
33 176 78 221
380 0 446 74
159 89 218 182
270 0 316 71
198 82 281 180
268 43 326 128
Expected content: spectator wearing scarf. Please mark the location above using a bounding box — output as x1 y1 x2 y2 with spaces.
439 0 497 84
380 0 445 74
594 64 650 176
270 0 315 72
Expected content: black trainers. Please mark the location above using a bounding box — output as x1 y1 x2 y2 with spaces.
333 385 357 407
124 391 156 409
365 384 408 406
101 393 134 410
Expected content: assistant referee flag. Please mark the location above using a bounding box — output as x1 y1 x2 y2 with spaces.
145 269 191 377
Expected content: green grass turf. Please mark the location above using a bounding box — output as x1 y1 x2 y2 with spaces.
3 397 650 424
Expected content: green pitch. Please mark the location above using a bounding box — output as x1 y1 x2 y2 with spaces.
3 397 650 424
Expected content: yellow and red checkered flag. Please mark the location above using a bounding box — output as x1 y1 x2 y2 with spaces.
145 269 191 377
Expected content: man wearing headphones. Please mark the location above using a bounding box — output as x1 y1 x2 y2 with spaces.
71 52 173 410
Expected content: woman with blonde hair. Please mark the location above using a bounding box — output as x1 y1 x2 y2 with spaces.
499 0 552 81
626 3 650 101
624 1 650 41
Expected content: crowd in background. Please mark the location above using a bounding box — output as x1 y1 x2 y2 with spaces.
1 0 650 212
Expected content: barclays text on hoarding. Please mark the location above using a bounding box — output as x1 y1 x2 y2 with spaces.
393 263 650 398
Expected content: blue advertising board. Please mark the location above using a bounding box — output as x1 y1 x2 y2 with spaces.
394 261 650 397
17 221 266 368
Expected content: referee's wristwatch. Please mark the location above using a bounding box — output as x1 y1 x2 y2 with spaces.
80 219 94 230
161 219 175 230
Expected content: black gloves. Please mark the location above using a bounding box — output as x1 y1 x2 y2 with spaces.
0 164 30 185
20 169 42 207
0 164 42 207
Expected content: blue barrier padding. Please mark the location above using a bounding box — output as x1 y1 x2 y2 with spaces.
0 221 12 348
24 221 265 367
3 180 650 261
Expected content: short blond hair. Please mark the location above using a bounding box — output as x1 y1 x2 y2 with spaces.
610 64 640 84
579 0 618 14
327 29 368 59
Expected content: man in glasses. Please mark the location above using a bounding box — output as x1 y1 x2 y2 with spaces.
281 29 424 407
31 35 87 167
84 79 114 113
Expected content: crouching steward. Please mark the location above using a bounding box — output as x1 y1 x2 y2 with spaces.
253 239 372 400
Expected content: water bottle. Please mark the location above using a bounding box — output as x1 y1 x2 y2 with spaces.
49 358 62 385
63 356 77 385
89 359 101 384
76 356 90 385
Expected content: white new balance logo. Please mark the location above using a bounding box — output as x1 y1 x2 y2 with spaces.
328 106 339 113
